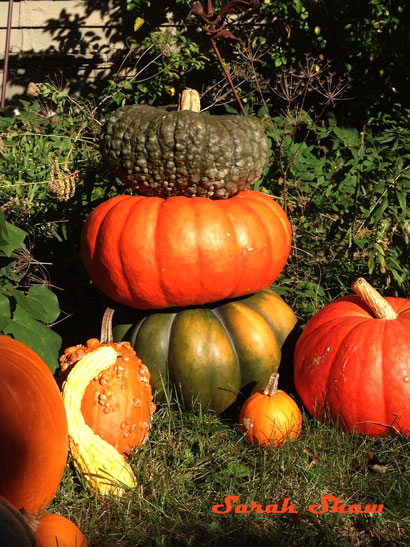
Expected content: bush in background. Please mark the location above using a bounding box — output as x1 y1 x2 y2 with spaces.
0 0 408 336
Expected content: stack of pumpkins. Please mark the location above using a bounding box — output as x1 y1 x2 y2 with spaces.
79 88 409 455
80 89 302 442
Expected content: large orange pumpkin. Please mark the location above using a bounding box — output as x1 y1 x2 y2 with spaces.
294 278 410 436
0 336 68 514
81 189 291 309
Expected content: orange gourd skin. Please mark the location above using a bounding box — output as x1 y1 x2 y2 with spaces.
60 338 156 458
35 513 88 547
0 336 68 515
293 295 410 436
239 383 302 447
0 495 36 546
81 189 292 309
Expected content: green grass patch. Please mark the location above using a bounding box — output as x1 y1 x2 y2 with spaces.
49 397 410 546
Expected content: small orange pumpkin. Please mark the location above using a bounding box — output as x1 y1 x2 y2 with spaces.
238 373 302 447
35 513 88 547
0 335 68 514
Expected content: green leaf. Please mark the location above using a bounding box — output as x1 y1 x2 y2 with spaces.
373 196 389 224
11 284 60 324
0 219 27 257
0 210 7 241
257 105 269 117
333 126 361 148
0 256 17 275
4 306 62 372
396 190 407 214
224 104 239 115
225 462 251 478
0 293 11 331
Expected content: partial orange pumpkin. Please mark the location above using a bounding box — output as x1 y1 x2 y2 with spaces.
35 513 87 547
294 278 410 436
0 335 68 514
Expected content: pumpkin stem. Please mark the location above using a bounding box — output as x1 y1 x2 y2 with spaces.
101 307 115 343
351 278 398 320
178 88 201 112
263 372 280 397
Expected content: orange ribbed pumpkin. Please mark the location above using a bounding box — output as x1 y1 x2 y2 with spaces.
59 310 155 458
35 513 88 547
81 189 291 309
238 373 302 447
0 336 68 514
294 278 410 436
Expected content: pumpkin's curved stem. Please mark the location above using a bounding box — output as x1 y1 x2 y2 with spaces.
101 308 114 344
351 278 398 320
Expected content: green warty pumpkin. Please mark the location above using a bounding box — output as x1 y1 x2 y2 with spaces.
100 95 270 199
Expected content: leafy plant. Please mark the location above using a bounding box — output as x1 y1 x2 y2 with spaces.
0 209 62 371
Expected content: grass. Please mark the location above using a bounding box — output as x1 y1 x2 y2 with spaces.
48 391 410 546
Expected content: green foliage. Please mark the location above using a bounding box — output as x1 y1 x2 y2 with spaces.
0 209 62 371
221 57 409 317
276 117 410 313
0 83 118 240
123 1 408 122
0 84 123 350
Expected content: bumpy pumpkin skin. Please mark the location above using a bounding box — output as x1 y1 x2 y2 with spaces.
100 104 269 199
60 339 156 459
0 336 68 515
35 513 88 547
293 295 410 436
81 189 291 310
114 288 297 415
0 495 36 547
